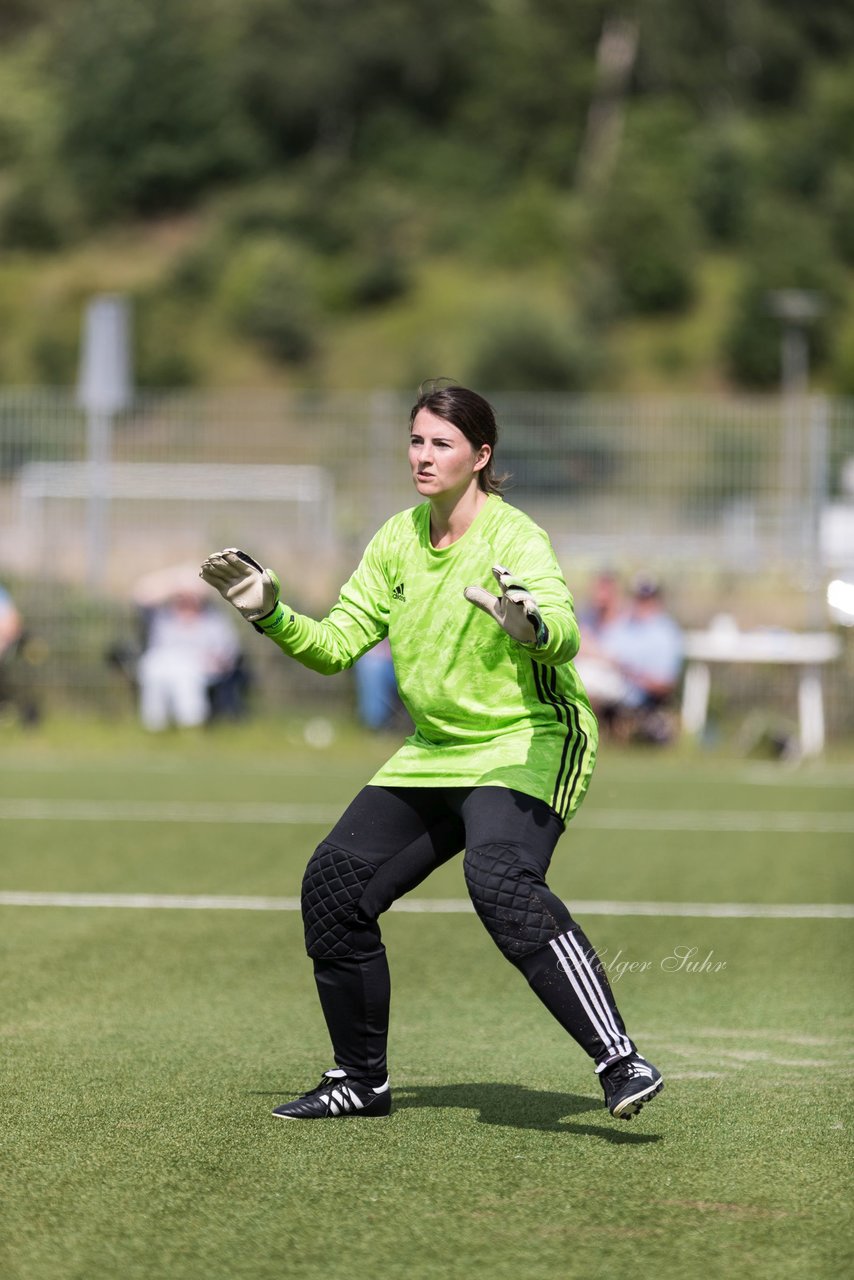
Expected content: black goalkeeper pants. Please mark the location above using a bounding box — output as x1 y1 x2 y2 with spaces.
300 784 636 1082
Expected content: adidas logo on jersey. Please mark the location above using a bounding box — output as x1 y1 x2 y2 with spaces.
392 582 406 602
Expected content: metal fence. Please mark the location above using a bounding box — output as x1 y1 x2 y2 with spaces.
1 389 852 734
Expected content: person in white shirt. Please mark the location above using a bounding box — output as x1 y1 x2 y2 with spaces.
137 592 241 731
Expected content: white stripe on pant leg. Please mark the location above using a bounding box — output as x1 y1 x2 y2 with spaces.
548 937 619 1057
561 931 634 1059
548 937 627 1060
559 930 633 1058
557 932 633 1060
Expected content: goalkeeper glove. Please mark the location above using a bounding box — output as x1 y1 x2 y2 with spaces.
464 564 549 648
199 548 284 630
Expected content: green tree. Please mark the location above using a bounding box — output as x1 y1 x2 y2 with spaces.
219 237 320 366
723 205 840 387
467 309 597 392
236 0 476 163
584 99 701 314
51 0 260 219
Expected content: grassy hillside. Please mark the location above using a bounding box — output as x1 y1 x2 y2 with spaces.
1 208 831 395
1 2 853 395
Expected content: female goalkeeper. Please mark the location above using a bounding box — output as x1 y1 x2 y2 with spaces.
200 382 663 1122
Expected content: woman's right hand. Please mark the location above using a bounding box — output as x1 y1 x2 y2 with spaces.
199 548 281 624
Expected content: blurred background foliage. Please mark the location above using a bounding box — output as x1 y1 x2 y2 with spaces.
0 0 852 392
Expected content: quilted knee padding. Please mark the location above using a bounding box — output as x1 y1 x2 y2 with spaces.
463 843 567 960
302 842 379 960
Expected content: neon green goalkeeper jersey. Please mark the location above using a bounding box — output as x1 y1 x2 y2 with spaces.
260 494 597 821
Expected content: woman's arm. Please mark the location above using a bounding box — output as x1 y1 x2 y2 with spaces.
201 536 390 676
467 524 580 667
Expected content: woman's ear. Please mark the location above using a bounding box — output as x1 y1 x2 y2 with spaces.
474 443 492 472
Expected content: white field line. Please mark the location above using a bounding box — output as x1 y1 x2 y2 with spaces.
4 756 853 788
738 764 854 787
674 1027 849 1047
0 798 853 833
0 757 366 777
657 1052 852 1073
539 900 854 918
652 1041 854 1072
0 800 343 824
579 810 854 833
0 891 851 918
625 1027 854 1076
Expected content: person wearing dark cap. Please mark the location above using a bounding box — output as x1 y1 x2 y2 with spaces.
578 573 683 740
575 568 625 642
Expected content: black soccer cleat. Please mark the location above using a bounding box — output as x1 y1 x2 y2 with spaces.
600 1054 664 1120
272 1069 392 1120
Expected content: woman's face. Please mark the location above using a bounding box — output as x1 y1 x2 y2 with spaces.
409 409 490 500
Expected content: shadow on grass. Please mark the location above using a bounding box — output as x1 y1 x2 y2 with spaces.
251 1082 662 1142
393 1082 662 1142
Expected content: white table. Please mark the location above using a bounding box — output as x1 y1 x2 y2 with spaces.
680 627 843 756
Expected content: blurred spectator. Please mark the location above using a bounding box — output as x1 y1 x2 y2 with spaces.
0 583 23 660
573 569 630 710
0 583 40 726
576 567 624 641
575 574 684 743
111 565 247 731
136 591 243 732
354 637 404 731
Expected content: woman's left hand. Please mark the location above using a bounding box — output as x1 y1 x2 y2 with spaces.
464 565 549 648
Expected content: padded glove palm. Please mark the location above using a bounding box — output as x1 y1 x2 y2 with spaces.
464 564 548 648
199 548 282 625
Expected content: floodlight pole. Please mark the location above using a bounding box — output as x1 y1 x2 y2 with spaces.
805 394 830 624
370 390 397 543
85 408 112 590
77 295 133 590
781 316 808 501
766 290 825 621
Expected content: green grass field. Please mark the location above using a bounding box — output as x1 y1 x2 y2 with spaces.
2 720 853 1280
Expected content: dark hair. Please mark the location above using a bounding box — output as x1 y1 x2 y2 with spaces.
409 379 508 494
